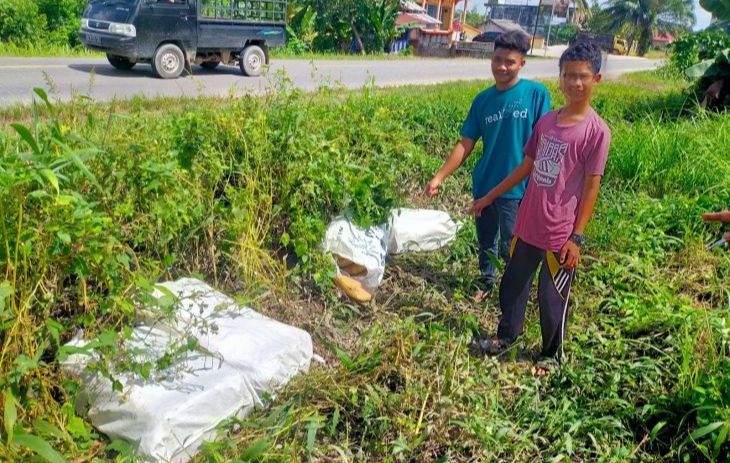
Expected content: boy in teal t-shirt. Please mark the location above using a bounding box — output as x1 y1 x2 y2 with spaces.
424 30 551 300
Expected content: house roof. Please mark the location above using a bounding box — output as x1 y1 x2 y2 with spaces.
488 19 527 33
400 0 427 14
396 12 442 27
653 32 676 44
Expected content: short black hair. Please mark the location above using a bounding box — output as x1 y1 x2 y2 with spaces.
559 42 603 74
494 30 531 55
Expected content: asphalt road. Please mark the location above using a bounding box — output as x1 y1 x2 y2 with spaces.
0 56 661 106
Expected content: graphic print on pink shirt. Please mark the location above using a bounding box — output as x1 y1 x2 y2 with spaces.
533 135 569 187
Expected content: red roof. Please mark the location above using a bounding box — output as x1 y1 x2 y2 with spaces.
653 32 676 44
396 12 441 27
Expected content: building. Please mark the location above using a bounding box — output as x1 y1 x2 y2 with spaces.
652 32 676 49
453 21 483 41
486 0 580 41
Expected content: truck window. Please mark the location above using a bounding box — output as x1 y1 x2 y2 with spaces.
200 0 286 23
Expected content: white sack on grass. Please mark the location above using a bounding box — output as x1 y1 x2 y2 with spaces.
321 216 388 290
321 209 462 291
63 278 313 463
386 208 462 254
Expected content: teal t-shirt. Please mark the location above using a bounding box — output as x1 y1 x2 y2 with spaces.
460 79 551 199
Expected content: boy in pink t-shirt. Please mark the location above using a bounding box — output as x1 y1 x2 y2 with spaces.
469 43 611 375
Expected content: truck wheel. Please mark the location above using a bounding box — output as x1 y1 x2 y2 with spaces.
107 54 135 70
239 45 266 77
152 43 186 79
200 61 220 70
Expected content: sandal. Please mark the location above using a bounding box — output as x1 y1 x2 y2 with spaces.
469 336 511 356
532 357 560 377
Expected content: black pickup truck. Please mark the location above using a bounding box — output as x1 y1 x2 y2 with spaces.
79 0 287 79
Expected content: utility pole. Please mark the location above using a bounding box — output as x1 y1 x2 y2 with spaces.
544 0 557 56
530 0 543 55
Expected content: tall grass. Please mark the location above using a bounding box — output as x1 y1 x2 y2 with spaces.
0 71 728 461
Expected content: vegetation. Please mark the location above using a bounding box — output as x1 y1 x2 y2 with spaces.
598 0 695 56
0 70 729 462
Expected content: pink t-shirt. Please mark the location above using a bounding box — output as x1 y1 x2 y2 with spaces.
513 108 611 251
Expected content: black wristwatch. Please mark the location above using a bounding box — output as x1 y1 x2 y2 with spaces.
569 233 585 247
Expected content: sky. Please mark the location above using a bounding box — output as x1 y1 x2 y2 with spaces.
469 0 713 31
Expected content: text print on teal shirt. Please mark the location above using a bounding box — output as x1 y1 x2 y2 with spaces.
460 79 551 199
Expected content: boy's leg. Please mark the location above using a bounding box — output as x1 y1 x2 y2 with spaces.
537 253 576 362
495 198 520 264
475 204 500 291
496 239 542 342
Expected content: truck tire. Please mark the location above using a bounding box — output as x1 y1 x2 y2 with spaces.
200 61 220 70
152 43 186 79
239 45 266 77
107 54 135 70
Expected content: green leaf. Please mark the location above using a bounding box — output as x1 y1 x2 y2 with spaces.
0 281 13 316
65 415 89 441
306 418 320 452
40 169 60 194
238 438 269 461
13 432 65 463
33 88 53 113
649 420 666 439
4 390 17 444
32 419 64 440
688 421 725 441
11 123 40 155
69 152 104 194
713 424 729 459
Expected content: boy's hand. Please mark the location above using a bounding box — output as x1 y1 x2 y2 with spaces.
559 241 580 269
423 177 442 197
469 195 493 217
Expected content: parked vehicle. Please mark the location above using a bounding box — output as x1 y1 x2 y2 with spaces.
572 32 627 55
79 0 287 79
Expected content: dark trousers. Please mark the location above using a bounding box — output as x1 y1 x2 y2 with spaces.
497 239 575 361
475 198 520 286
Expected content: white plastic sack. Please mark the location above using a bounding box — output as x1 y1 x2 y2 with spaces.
63 278 312 463
321 216 388 290
386 208 462 254
321 209 461 293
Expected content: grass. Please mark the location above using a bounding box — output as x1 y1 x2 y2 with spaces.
1 70 729 462
0 42 103 58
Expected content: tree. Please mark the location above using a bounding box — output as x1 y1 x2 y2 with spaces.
700 0 730 33
288 0 400 54
603 0 695 56
461 6 485 27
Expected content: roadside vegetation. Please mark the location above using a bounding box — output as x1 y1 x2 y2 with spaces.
0 68 729 461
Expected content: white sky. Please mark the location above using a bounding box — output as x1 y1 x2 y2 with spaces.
468 0 713 31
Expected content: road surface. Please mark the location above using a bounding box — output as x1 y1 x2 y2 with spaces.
0 56 661 106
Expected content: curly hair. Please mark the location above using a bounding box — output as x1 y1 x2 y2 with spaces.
494 30 531 55
559 42 603 74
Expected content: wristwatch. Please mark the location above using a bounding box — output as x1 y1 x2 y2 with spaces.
569 233 585 247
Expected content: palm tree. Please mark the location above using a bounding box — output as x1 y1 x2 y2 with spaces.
603 0 695 56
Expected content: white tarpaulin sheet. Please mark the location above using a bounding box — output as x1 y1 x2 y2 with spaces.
63 278 313 463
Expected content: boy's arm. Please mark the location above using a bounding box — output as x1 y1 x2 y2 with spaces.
469 156 534 216
423 137 476 197
560 174 602 269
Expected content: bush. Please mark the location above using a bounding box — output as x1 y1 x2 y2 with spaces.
38 0 86 47
555 23 580 43
0 0 46 46
669 31 730 73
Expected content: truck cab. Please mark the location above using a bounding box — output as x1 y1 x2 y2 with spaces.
79 0 286 79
